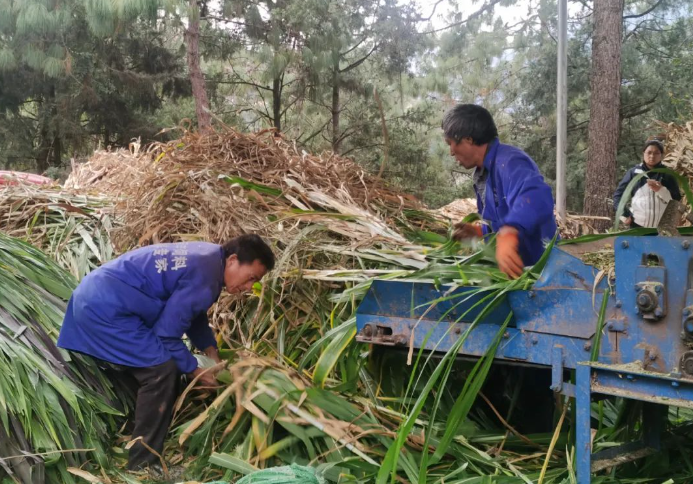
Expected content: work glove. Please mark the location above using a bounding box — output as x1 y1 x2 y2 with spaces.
452 221 483 241
496 226 524 279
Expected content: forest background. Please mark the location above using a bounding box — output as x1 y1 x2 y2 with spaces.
1 0 691 215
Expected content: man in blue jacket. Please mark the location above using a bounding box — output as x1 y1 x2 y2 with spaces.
443 104 557 278
58 234 274 471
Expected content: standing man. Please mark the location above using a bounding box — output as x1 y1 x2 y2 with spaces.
444 104 557 278
58 234 274 471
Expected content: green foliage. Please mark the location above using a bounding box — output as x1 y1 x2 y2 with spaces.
0 233 127 483
0 0 188 172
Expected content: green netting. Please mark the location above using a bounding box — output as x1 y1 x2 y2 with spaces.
235 464 324 484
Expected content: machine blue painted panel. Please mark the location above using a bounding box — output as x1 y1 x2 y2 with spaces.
532 247 606 291
509 289 600 339
614 237 691 373
356 279 515 326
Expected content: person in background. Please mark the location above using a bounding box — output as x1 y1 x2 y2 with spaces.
613 138 681 228
443 104 557 279
57 234 274 472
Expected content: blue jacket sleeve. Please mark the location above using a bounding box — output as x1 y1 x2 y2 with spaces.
662 173 681 202
153 283 216 374
614 168 636 217
187 313 217 351
473 182 491 236
499 157 555 235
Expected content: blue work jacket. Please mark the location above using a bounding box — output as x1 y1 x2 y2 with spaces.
58 242 225 374
476 139 557 265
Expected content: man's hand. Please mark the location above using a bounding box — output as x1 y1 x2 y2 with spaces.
625 216 633 226
496 226 523 279
452 221 483 241
190 367 218 387
203 345 221 364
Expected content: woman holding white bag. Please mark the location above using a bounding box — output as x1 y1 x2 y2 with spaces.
613 138 681 228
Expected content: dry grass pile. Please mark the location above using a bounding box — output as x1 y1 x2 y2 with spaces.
662 121 693 179
0 183 118 279
64 141 148 196
436 197 477 221
66 129 439 251
556 213 609 239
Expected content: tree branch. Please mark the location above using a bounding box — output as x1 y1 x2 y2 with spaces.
417 0 445 22
422 0 504 35
623 0 664 19
298 118 333 144
215 79 272 91
339 42 380 74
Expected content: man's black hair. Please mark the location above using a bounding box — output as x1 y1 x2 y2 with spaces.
441 104 498 145
222 234 275 271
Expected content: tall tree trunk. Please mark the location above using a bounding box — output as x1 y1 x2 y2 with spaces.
331 62 340 153
272 76 282 131
36 123 51 173
51 135 61 167
583 0 624 228
185 0 212 132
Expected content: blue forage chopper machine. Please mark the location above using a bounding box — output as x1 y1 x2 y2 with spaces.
356 232 693 483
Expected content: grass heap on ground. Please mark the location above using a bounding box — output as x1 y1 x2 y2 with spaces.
0 183 118 279
0 233 128 484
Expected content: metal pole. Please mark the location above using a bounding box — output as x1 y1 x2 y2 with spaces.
556 0 568 219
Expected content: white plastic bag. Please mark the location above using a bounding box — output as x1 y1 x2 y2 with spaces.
631 183 672 228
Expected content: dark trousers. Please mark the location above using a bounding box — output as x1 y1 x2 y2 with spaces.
94 358 180 470
126 359 180 470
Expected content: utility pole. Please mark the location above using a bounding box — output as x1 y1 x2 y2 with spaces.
556 0 568 219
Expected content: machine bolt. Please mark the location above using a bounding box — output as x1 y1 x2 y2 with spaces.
607 322 613 329
683 240 691 250
615 300 622 308
635 306 641 315
394 335 408 346
454 327 461 335
636 290 658 313
503 332 510 339
654 308 664 318
363 325 373 337
528 291 535 299
685 308 691 316
626 374 634 381
635 284 641 292
649 353 657 361
584 341 592 351
531 336 538 345
654 285 662 294
622 241 629 249
680 352 693 376
672 381 680 388
683 317 693 338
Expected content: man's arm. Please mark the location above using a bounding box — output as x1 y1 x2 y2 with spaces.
187 313 221 363
153 284 216 374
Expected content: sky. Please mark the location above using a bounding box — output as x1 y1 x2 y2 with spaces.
415 0 531 30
